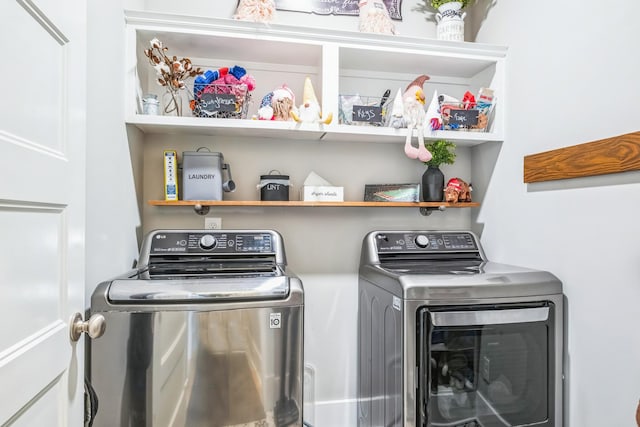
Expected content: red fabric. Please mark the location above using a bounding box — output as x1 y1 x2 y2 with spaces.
462 91 476 109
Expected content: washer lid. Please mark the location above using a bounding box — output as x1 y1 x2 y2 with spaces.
378 260 484 275
107 276 290 303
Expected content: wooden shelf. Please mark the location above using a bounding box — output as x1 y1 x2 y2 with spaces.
148 200 480 208
524 131 640 183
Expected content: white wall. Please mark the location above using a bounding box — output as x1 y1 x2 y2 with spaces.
472 1 640 426
86 1 640 426
85 0 142 301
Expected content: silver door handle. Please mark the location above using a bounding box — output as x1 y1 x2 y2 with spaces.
430 307 549 327
69 312 106 342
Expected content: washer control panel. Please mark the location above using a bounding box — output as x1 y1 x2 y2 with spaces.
149 231 274 254
375 231 478 253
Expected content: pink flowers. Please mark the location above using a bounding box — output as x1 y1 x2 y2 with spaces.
144 38 202 92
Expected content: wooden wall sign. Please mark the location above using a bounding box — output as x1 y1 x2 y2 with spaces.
523 131 640 183
275 0 403 20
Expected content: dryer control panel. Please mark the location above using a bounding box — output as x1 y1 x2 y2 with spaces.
375 231 479 253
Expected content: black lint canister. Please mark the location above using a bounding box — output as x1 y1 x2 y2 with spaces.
259 171 290 201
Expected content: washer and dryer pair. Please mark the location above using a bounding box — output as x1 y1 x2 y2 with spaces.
88 228 562 427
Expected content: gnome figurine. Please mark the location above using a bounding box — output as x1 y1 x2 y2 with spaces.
257 84 300 121
402 75 432 162
388 88 405 129
425 89 443 131
233 0 276 23
297 76 333 124
358 0 396 35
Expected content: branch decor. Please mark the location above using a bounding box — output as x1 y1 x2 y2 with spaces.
143 38 203 115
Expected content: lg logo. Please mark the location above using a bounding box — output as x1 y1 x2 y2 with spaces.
269 312 281 329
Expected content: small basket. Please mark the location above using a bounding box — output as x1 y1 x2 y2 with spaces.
193 83 251 119
338 94 393 126
440 102 494 132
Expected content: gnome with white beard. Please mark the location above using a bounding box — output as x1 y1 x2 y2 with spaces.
233 0 276 23
297 76 333 124
358 0 396 35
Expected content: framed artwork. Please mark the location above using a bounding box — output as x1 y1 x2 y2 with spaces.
275 0 403 20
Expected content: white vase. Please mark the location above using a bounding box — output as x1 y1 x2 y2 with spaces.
436 2 466 42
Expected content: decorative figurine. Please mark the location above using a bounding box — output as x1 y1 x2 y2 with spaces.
234 0 276 23
444 177 472 203
297 77 333 124
358 0 396 35
388 88 405 129
256 84 300 121
402 75 432 162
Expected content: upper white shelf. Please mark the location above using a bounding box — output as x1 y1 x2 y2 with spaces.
125 11 508 69
125 10 507 146
126 114 503 146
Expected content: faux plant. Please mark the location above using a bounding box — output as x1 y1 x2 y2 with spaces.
414 0 474 14
423 139 456 167
429 0 472 9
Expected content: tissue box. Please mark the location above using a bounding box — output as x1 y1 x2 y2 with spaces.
364 184 420 202
302 186 344 202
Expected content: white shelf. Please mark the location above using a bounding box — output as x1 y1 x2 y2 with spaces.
127 115 324 140
125 11 508 67
125 10 507 147
127 114 503 146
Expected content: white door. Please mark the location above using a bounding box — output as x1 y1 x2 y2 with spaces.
0 0 86 425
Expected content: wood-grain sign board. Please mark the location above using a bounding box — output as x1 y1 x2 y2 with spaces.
523 131 640 183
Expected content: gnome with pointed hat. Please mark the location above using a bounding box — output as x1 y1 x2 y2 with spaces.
297 76 333 124
402 74 432 162
425 89 443 131
388 88 405 129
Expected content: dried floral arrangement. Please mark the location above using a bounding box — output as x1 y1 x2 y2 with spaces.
144 38 203 92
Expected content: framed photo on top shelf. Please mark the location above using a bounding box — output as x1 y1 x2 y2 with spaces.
275 0 403 20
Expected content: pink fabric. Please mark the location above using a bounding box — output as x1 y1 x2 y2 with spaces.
201 75 247 98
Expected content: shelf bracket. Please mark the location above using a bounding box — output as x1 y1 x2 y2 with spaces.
420 205 446 216
193 204 210 215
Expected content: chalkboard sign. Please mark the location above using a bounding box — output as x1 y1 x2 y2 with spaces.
353 105 383 124
275 0 403 20
448 109 479 127
198 93 237 113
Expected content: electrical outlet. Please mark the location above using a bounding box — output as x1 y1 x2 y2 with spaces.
204 217 222 230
